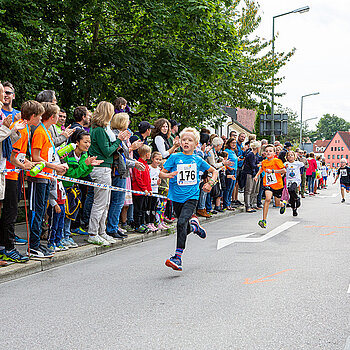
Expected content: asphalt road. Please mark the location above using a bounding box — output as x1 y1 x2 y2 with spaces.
1 180 350 350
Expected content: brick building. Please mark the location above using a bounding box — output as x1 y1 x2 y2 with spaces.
323 131 350 168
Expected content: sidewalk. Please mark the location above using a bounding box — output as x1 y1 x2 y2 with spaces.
0 205 245 283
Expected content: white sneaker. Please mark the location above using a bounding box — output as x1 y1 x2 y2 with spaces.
100 233 117 244
88 235 110 246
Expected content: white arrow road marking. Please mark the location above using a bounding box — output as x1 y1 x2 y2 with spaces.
217 221 300 250
317 193 339 198
347 283 350 294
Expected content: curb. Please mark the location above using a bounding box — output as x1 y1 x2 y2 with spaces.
0 207 245 284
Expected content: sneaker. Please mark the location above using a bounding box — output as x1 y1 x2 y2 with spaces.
67 237 78 248
71 227 88 236
164 217 176 224
28 245 54 258
44 243 56 255
100 233 117 244
165 256 182 271
61 238 73 248
117 229 128 237
56 241 69 251
87 235 110 246
0 248 29 263
214 206 224 213
280 201 286 214
341 198 345 203
190 217 206 239
147 224 157 232
47 242 60 252
234 200 244 206
258 219 267 229
118 227 127 234
135 226 148 233
293 208 298 216
150 223 158 231
122 224 134 232
158 223 170 230
109 232 124 239
14 235 27 245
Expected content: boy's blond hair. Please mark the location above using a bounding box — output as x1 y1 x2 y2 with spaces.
138 144 152 157
179 127 200 145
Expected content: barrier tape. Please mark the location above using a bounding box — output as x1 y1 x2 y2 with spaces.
0 168 168 199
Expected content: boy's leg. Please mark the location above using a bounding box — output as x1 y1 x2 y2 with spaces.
55 204 65 245
173 199 198 250
132 195 144 229
0 179 19 251
263 190 273 220
341 186 345 200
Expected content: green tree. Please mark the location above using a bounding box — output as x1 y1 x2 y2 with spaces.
314 114 350 140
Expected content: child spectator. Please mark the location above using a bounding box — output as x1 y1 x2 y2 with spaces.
160 127 218 271
27 102 68 258
0 100 43 263
333 158 350 203
146 151 162 231
254 144 286 228
48 180 68 251
321 161 328 188
132 144 152 233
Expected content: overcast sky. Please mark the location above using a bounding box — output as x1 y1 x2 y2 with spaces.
253 0 350 130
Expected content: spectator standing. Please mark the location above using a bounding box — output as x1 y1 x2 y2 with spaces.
1 82 20 120
87 102 129 246
130 121 154 160
232 132 246 206
223 137 238 210
306 152 317 196
168 119 181 148
278 141 293 163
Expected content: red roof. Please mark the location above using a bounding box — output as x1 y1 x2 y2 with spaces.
338 131 350 151
313 140 330 152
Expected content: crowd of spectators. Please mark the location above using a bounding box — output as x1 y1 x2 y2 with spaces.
0 80 330 265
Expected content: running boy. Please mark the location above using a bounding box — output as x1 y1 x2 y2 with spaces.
160 127 218 271
254 144 286 228
333 158 350 203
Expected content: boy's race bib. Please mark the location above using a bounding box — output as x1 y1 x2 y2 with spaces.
177 163 197 186
15 153 26 172
340 169 347 177
266 172 277 186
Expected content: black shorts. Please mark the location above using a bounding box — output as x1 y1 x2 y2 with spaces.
263 186 283 198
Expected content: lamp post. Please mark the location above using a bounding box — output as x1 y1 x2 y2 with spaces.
271 6 310 143
299 92 320 147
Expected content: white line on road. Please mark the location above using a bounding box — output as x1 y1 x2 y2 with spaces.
217 221 300 250
317 193 339 198
347 283 350 294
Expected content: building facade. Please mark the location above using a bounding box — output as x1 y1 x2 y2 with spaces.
323 131 350 168
313 140 330 158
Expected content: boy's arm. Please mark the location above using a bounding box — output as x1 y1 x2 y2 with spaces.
254 167 263 181
159 168 178 179
202 167 218 193
32 148 67 175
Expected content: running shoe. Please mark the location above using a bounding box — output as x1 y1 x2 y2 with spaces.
14 235 27 245
118 227 127 234
87 235 110 246
165 256 182 271
0 248 29 263
67 237 79 248
117 229 128 237
135 226 148 233
341 198 345 203
71 227 88 236
190 217 206 239
293 208 298 217
258 219 267 229
280 201 286 214
56 241 69 251
147 224 157 232
61 238 73 248
164 217 176 224
47 242 60 252
28 245 54 258
100 233 117 244
122 224 134 232
158 222 170 230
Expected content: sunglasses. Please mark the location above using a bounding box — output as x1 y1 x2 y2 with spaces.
4 91 14 95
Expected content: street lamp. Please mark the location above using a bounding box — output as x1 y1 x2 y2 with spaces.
271 6 310 143
299 92 320 146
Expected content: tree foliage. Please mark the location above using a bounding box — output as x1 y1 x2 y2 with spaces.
314 114 350 140
0 0 294 128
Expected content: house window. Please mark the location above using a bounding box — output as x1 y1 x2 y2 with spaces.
338 163 340 166
333 155 335 159
328 155 330 159
332 163 335 167
347 155 349 159
338 147 341 151
342 147 344 151
331 147 333 151
337 155 340 159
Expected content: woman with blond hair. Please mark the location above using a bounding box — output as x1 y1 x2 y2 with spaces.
87 102 130 246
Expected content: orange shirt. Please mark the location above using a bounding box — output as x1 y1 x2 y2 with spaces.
261 157 285 190
30 124 57 179
6 120 29 181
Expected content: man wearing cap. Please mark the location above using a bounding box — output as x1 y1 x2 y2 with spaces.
279 141 293 163
169 119 181 148
130 121 154 160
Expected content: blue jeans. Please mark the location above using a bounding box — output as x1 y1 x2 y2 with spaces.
106 177 126 233
63 217 71 239
127 204 134 224
307 173 316 193
48 204 65 244
82 181 94 226
197 188 208 210
205 192 212 212
223 171 236 208
28 181 50 249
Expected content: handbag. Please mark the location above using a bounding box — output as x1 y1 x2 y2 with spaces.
211 182 221 198
281 179 290 201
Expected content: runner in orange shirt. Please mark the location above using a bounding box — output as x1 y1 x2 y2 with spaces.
254 144 286 228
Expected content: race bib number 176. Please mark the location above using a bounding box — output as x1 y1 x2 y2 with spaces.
177 163 197 186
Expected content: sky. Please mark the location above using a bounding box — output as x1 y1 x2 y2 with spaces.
252 0 350 130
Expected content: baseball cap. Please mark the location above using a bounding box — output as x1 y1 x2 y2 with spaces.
284 141 293 148
170 119 181 128
138 121 154 133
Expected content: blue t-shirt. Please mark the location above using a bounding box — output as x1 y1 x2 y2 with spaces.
2 108 20 122
224 148 238 172
164 152 210 203
236 142 244 168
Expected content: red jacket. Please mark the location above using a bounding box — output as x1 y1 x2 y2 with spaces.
132 158 152 195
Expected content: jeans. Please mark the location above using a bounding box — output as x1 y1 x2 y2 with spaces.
127 204 134 224
48 204 65 244
205 192 212 212
198 188 208 210
106 177 126 233
28 181 50 249
223 170 236 208
173 199 198 250
63 217 71 239
307 173 316 193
